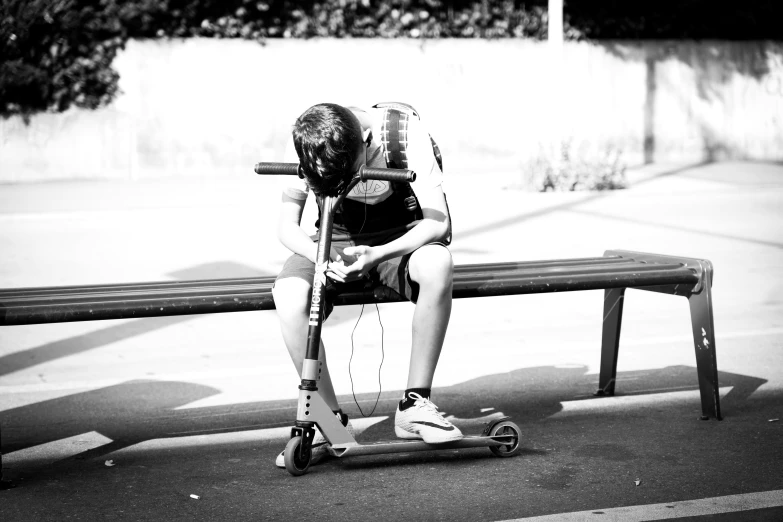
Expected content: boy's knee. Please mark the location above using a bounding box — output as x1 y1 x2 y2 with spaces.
410 244 454 286
272 277 312 315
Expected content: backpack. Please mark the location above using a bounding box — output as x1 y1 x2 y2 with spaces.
372 102 452 245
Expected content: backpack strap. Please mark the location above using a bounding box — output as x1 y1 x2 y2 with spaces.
372 102 450 244
374 102 443 172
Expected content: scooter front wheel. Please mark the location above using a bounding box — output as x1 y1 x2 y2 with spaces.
284 436 311 476
488 420 522 457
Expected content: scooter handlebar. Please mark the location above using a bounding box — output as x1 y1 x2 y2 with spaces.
360 166 416 183
254 162 300 176
254 162 416 183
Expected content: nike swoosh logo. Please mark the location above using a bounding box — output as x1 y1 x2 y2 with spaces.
411 421 456 431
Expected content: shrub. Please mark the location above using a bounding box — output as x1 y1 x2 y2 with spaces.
522 140 627 192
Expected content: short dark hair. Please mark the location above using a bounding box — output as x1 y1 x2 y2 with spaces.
292 103 362 197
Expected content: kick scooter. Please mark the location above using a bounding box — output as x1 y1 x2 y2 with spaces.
255 161 523 476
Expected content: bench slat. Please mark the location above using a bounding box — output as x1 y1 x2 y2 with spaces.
0 277 278 299
455 261 690 281
1 293 278 324
0 259 688 303
453 269 699 297
0 257 634 299
0 264 697 310
447 256 631 272
2 283 276 305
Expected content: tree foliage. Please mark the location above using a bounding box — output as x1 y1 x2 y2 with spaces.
1 0 128 120
566 0 783 40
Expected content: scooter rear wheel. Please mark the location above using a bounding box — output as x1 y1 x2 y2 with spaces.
284 436 312 476
488 420 522 457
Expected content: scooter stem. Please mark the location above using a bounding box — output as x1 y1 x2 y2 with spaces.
301 195 337 384
300 176 363 385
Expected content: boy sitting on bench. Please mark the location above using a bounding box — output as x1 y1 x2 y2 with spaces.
272 102 462 468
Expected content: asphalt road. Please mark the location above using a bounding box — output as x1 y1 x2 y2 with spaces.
1 161 782 520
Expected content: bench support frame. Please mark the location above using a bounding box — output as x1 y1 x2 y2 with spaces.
595 250 721 420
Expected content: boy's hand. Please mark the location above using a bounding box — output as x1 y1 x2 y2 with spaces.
325 245 381 283
340 245 381 279
326 249 362 283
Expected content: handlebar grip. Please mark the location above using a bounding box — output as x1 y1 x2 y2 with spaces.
254 162 300 175
359 166 416 183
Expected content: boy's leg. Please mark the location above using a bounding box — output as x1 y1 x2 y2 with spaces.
272 275 340 412
406 244 454 388
273 274 356 468
379 243 463 443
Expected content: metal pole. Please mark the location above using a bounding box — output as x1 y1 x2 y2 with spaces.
548 0 564 171
301 196 336 384
548 0 563 45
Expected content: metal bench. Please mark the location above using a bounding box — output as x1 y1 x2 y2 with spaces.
0 248 720 487
0 249 719 419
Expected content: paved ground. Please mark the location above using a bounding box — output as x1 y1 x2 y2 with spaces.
0 161 782 520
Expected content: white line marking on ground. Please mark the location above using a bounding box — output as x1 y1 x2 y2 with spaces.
572 384 712 399
619 327 783 347
499 489 783 521
551 387 733 418
0 367 280 395
3 431 112 466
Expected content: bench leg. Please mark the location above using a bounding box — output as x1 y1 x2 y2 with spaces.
0 422 13 490
688 281 722 420
595 287 625 396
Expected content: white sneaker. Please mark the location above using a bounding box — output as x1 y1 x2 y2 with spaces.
394 393 464 443
275 412 353 468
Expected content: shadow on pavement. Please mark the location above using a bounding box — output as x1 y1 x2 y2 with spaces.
0 316 197 378
1 363 768 477
455 162 709 242
565 207 783 250
0 261 280 378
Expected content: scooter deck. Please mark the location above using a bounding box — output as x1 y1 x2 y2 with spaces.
327 434 516 458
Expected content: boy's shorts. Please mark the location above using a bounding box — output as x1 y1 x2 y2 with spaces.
275 239 424 320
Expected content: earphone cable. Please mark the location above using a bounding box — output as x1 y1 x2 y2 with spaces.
347 144 384 417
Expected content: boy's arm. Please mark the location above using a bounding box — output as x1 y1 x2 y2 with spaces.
339 185 450 277
276 141 329 265
277 193 319 263
373 184 450 259
277 192 348 280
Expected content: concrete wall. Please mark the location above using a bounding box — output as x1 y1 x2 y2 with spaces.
1 38 781 183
